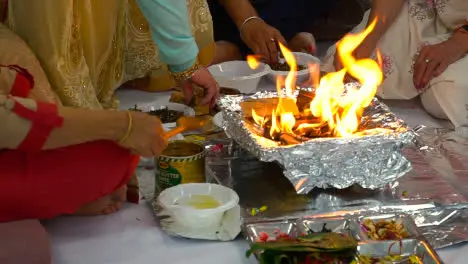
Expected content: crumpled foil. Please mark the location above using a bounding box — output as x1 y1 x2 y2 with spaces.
217 90 415 193
204 126 468 249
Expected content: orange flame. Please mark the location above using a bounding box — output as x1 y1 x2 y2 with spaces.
247 55 261 69
249 19 384 140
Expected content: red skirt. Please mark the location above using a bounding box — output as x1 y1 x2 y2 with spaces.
0 140 139 222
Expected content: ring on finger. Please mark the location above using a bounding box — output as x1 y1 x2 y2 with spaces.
270 38 276 43
424 59 431 63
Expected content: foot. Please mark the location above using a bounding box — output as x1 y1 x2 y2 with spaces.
288 32 317 54
74 185 127 216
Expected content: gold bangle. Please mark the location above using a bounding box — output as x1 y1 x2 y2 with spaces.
171 61 201 82
119 112 133 144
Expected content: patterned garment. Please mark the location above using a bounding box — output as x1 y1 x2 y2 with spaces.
6 0 215 110
322 0 468 126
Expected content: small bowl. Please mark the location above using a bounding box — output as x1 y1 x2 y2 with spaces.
266 52 320 85
156 183 241 240
208 61 271 94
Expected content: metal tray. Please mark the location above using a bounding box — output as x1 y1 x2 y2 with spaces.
244 214 443 263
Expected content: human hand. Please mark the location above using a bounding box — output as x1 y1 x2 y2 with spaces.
413 35 468 89
288 32 317 54
180 67 220 108
118 111 168 157
240 18 287 63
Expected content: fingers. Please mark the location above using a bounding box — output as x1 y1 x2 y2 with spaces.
413 47 430 88
201 82 220 107
421 60 439 87
267 38 279 64
181 81 194 105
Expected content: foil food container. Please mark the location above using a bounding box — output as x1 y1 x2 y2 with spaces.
217 89 415 193
203 130 468 248
244 214 442 263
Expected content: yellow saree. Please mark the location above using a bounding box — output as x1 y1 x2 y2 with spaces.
7 0 215 109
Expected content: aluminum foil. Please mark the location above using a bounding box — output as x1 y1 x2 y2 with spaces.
244 214 442 263
204 127 468 248
217 90 415 193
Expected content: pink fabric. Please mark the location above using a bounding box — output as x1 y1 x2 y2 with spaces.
0 220 51 264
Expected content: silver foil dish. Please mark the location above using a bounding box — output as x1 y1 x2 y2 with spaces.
244 214 442 263
218 89 415 193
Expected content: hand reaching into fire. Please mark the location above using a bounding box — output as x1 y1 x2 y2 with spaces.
240 18 287 64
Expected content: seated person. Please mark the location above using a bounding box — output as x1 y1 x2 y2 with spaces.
0 61 166 221
322 0 468 127
209 0 337 64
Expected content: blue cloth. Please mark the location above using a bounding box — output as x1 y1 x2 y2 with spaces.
136 0 198 72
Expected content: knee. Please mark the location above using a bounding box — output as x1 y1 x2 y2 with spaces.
420 90 448 120
213 41 242 64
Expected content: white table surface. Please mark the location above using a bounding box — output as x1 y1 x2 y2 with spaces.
44 203 466 264
43 86 460 264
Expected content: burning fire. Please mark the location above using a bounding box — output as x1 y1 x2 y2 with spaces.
248 19 384 140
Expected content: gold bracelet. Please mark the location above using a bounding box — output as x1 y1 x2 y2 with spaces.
171 61 201 82
118 112 133 144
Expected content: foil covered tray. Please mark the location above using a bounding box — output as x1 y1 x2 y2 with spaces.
217 90 415 193
204 131 468 248
244 214 442 263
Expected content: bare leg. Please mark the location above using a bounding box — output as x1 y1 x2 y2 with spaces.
212 41 242 65
73 185 127 216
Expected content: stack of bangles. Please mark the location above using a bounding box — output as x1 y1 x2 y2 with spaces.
171 60 202 83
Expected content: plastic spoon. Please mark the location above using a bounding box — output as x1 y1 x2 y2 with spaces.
165 116 212 139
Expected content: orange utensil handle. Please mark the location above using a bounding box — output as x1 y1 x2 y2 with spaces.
165 126 185 139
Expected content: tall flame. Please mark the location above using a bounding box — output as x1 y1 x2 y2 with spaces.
247 19 384 139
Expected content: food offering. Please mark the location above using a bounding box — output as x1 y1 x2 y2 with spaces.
361 218 411 241
270 62 307 72
129 104 194 124
244 215 442 264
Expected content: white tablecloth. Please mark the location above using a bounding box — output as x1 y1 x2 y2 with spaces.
45 203 466 264
54 87 458 264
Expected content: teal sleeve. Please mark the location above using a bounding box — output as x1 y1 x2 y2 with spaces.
136 0 198 73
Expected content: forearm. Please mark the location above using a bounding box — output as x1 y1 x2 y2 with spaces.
136 0 198 72
44 108 126 149
0 95 126 151
218 0 259 29
365 0 405 46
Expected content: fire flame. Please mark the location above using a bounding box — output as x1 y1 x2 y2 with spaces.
248 19 384 139
247 55 261 70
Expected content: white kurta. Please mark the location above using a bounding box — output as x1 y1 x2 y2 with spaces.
323 0 468 126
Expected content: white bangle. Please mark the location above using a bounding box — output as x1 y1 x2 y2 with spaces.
239 16 262 39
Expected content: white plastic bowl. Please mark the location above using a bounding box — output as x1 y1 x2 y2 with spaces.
156 183 241 240
208 61 271 94
266 52 320 85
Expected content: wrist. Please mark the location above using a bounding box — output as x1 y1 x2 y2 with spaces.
102 110 129 142
451 31 468 54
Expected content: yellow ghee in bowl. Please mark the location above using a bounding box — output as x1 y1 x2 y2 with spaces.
175 194 221 209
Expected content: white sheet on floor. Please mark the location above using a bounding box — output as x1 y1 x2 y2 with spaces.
44 84 457 264
44 203 466 264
